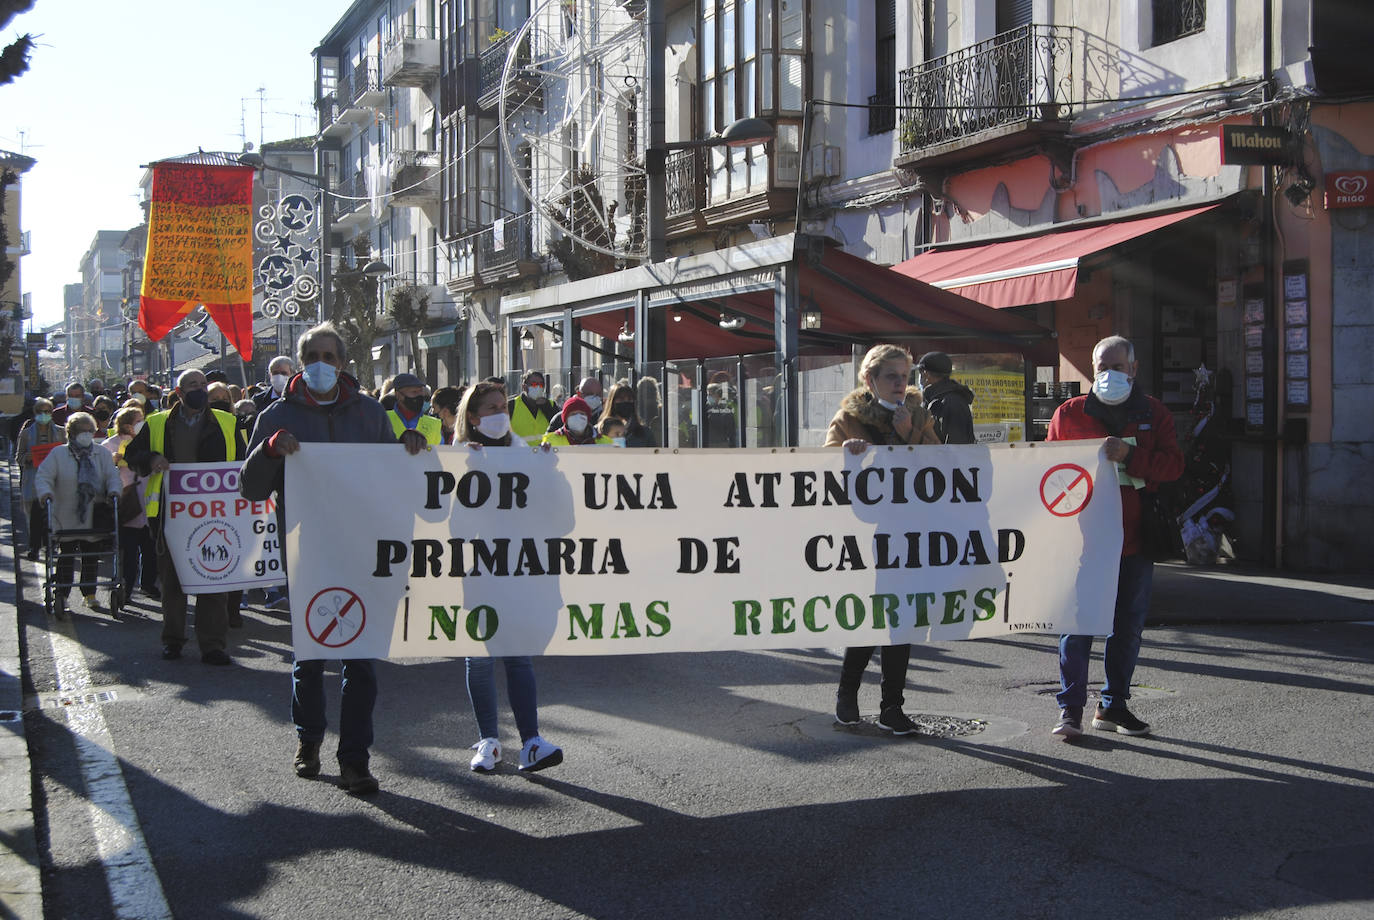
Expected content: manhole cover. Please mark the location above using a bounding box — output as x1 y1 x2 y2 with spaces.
834 713 988 739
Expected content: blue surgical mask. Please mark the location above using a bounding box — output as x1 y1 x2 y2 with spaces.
876 397 902 411
303 361 338 393
34 412 51 425
67 397 83 410
1092 369 1133 406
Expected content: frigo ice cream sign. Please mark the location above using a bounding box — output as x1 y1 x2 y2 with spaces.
1324 171 1374 209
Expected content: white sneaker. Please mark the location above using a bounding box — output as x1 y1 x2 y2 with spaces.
469 737 502 773
518 735 563 773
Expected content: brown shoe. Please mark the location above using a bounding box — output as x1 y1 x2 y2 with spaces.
294 740 321 778
337 761 379 795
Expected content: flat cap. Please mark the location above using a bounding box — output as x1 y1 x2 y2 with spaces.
916 351 953 376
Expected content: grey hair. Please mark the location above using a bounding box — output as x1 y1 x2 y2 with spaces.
1093 335 1135 364
175 369 207 390
65 411 97 437
297 322 348 366
268 355 294 373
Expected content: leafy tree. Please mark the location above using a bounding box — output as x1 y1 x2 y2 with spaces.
386 283 430 374
547 166 617 281
0 1 35 86
333 241 381 387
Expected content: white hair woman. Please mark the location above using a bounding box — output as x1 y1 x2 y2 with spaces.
34 411 122 618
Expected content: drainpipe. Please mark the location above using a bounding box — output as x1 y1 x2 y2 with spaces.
1261 0 1280 567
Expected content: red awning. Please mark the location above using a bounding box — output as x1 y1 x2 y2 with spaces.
892 204 1220 308
576 245 1058 363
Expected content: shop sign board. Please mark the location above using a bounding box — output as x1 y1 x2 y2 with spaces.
1324 171 1374 209
1221 125 1292 165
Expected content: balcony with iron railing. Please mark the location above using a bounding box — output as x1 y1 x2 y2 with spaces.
665 149 706 220
332 172 374 231
387 149 443 205
383 24 441 88
6 229 31 257
450 211 541 290
895 24 1093 169
477 31 541 112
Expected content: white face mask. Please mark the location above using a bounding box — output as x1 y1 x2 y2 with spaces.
526 385 545 401
73 432 94 448
566 414 590 434
1092 369 1133 406
582 394 602 413
876 397 902 411
270 373 290 393
475 412 511 440
611 436 627 448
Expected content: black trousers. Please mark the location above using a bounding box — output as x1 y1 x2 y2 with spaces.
837 644 911 712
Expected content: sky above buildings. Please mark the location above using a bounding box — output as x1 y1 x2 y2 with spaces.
4 0 333 331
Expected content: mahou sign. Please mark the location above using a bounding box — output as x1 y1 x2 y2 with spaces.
1324 171 1374 209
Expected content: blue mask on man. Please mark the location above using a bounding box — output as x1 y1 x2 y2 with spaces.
303 361 338 394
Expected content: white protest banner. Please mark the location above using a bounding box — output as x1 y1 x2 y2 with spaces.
283 442 1122 661
162 462 285 591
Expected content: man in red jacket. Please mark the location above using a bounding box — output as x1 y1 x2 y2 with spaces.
1048 335 1183 739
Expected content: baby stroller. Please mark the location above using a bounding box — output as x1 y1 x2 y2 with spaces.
42 494 123 620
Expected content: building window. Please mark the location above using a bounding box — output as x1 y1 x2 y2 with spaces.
1152 0 1205 46
869 0 896 135
700 0 804 202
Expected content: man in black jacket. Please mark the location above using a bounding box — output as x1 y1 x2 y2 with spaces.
240 321 426 796
917 351 976 445
125 370 246 665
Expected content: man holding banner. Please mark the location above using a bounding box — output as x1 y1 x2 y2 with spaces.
1049 335 1183 739
240 321 428 797
126 370 246 665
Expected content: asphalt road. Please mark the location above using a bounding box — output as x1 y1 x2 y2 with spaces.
13 553 1374 920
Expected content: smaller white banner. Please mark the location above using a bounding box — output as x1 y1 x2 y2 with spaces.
162 462 285 591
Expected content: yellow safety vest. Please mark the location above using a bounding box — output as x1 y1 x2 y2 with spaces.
510 397 552 446
541 432 613 447
142 408 239 518
388 410 442 446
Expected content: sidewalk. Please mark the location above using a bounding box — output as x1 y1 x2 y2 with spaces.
1151 560 1374 626
0 461 41 920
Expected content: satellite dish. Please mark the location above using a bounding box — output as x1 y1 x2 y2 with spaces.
498 0 648 261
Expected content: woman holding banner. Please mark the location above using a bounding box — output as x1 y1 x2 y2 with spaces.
457 381 565 774
825 344 941 736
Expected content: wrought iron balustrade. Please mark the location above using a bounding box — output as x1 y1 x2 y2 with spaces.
476 211 535 271
665 149 705 218
898 24 1088 155
478 32 532 101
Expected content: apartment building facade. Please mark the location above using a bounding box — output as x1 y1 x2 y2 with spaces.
313 0 456 389
311 0 1372 570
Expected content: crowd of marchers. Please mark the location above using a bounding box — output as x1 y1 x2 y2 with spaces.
8 324 1179 796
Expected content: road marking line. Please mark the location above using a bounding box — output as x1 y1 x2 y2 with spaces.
43 597 172 920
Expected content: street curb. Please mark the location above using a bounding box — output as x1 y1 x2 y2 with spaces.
0 459 43 920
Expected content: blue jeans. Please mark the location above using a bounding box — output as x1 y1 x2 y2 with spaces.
292 658 377 765
465 656 540 743
1057 554 1154 712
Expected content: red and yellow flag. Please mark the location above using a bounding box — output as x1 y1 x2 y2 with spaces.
139 163 255 360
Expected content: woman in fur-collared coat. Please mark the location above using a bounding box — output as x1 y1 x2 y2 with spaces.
824 344 941 735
